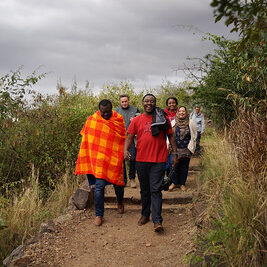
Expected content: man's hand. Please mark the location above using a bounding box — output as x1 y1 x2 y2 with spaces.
124 133 134 161
124 150 131 160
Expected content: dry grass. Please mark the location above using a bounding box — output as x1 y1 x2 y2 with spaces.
198 110 267 266
46 171 81 218
0 166 81 261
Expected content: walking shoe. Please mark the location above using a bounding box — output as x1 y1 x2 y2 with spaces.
168 183 178 192
181 185 187 192
94 216 103 226
154 222 164 232
130 179 137 188
138 216 149 226
117 203 124 214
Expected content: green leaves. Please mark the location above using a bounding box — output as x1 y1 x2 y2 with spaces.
0 68 46 121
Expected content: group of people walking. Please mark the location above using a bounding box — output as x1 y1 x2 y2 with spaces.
75 94 205 232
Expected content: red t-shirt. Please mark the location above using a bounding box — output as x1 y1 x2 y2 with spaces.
127 113 172 163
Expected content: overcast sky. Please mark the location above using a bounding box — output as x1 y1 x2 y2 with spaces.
0 0 237 95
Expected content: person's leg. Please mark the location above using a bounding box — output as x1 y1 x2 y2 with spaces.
87 174 96 189
169 160 182 191
178 158 190 186
113 183 125 214
196 132 201 156
129 160 137 188
123 160 128 186
166 154 173 176
149 162 165 224
129 160 136 180
94 178 106 217
128 142 137 183
170 160 180 185
135 161 151 219
113 184 124 204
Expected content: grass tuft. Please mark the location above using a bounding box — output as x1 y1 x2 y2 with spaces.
194 110 267 266
0 166 82 261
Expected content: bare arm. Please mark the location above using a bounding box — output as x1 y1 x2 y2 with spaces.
124 134 135 160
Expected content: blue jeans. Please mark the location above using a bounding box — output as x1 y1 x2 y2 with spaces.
170 158 190 186
94 178 124 217
135 162 165 224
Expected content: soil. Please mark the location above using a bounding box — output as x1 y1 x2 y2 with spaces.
13 158 201 267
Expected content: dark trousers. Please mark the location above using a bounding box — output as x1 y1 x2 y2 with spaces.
123 141 137 185
123 160 136 184
196 131 201 156
170 158 190 186
165 154 173 176
135 162 165 224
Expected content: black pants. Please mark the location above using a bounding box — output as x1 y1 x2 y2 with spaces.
123 141 137 185
195 131 201 156
135 162 165 223
170 158 190 186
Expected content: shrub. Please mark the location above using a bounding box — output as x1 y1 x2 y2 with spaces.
194 110 266 266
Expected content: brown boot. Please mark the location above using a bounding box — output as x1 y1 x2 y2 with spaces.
154 222 164 232
138 216 149 226
117 203 124 214
94 216 103 226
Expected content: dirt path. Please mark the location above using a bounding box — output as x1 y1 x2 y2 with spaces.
15 158 201 267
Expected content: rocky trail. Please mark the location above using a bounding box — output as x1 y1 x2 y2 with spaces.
8 158 202 267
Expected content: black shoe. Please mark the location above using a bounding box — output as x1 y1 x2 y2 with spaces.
138 216 149 226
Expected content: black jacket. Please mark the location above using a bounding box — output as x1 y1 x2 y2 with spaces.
151 107 171 136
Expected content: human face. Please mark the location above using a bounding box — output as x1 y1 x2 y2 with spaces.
167 99 177 112
99 105 112 120
195 107 200 114
142 95 156 115
178 107 187 119
120 97 129 109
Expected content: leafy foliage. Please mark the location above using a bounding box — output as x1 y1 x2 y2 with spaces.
190 0 266 125
1 71 192 195
0 67 46 121
154 80 193 109
211 0 267 43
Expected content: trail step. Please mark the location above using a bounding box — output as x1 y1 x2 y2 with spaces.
104 192 193 205
105 203 189 214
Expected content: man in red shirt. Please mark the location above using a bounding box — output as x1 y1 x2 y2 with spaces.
124 94 178 232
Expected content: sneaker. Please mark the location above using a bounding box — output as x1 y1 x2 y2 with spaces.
154 222 164 232
94 216 103 226
117 203 124 214
181 185 187 192
130 179 137 188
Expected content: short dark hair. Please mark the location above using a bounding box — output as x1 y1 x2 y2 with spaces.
98 99 112 109
166 97 178 106
120 94 129 99
142 93 156 102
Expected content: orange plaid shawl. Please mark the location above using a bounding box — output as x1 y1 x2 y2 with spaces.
75 110 126 186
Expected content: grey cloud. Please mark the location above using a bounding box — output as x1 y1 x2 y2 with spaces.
0 0 237 94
